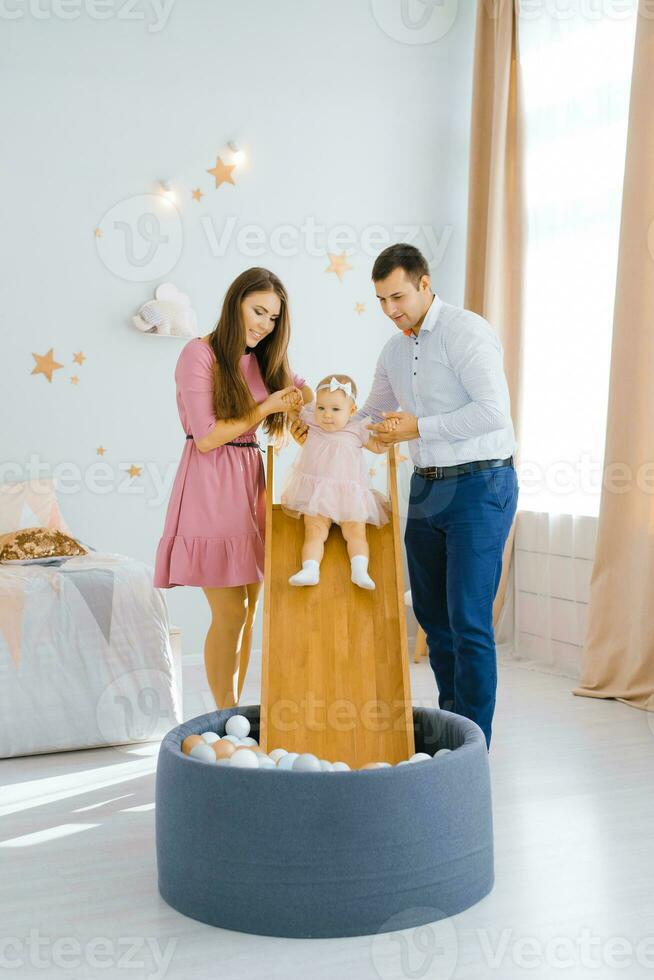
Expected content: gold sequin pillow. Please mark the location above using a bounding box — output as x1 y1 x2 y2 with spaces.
0 527 88 562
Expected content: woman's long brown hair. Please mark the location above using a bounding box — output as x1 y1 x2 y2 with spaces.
207 267 297 445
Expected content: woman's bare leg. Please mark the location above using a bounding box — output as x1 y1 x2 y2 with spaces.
236 581 262 701
201 584 250 708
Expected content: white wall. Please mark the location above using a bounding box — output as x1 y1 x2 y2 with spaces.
1 0 476 657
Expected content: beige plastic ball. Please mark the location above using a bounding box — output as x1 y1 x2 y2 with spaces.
181 735 203 756
213 740 236 760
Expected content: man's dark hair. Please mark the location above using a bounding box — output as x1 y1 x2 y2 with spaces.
371 243 430 286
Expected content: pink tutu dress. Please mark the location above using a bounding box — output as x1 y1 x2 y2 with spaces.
280 402 390 526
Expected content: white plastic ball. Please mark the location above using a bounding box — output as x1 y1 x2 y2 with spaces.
331 761 350 771
225 715 251 739
229 748 259 768
269 748 288 763
396 760 410 766
200 731 220 744
292 753 321 772
376 762 391 768
319 759 334 771
239 736 258 747
435 748 452 757
277 752 300 770
257 756 276 769
189 743 217 763
215 758 231 766
409 752 432 763
221 734 241 745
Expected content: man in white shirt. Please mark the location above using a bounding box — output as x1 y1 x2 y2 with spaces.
292 243 518 749
363 244 519 749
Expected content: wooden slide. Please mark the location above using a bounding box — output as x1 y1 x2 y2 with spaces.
260 444 415 769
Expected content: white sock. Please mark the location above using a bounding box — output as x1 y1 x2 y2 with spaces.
289 559 320 586
351 554 375 590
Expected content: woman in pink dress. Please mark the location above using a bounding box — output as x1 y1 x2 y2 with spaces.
153 268 309 708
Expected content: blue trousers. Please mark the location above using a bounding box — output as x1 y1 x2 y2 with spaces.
404 463 519 750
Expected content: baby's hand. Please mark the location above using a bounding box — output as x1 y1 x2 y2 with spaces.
379 415 400 433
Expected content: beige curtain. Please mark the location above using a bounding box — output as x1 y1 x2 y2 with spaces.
573 3 654 711
464 0 525 628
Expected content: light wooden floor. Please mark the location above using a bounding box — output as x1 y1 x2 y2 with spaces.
2 654 653 980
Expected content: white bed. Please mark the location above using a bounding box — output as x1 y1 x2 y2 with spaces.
0 548 182 758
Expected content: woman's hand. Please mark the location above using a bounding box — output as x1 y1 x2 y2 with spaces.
263 386 303 416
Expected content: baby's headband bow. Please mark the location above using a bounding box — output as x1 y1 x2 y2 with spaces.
316 376 355 401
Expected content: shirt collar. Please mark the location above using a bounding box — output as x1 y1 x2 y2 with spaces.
402 294 442 337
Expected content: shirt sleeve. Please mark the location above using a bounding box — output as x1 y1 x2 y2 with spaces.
417 313 512 442
175 342 217 441
352 344 400 423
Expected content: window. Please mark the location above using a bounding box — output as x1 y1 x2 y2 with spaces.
518 6 637 516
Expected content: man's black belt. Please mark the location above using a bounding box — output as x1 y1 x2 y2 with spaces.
414 456 514 480
185 434 263 452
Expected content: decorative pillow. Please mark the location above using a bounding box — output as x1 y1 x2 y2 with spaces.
0 478 71 535
0 527 87 562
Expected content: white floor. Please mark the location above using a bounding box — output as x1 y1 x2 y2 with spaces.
2 654 653 980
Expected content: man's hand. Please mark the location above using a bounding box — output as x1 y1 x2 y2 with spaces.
366 411 420 445
290 416 308 446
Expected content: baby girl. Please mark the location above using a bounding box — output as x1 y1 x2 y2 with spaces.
280 374 390 590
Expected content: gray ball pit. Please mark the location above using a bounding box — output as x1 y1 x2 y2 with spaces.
155 704 494 939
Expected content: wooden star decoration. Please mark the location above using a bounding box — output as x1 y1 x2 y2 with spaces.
70 375 79 385
191 187 204 202
31 349 64 383
354 302 365 315
207 157 236 189
73 351 86 365
325 252 353 282
94 228 103 238
127 464 142 479
96 446 106 456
